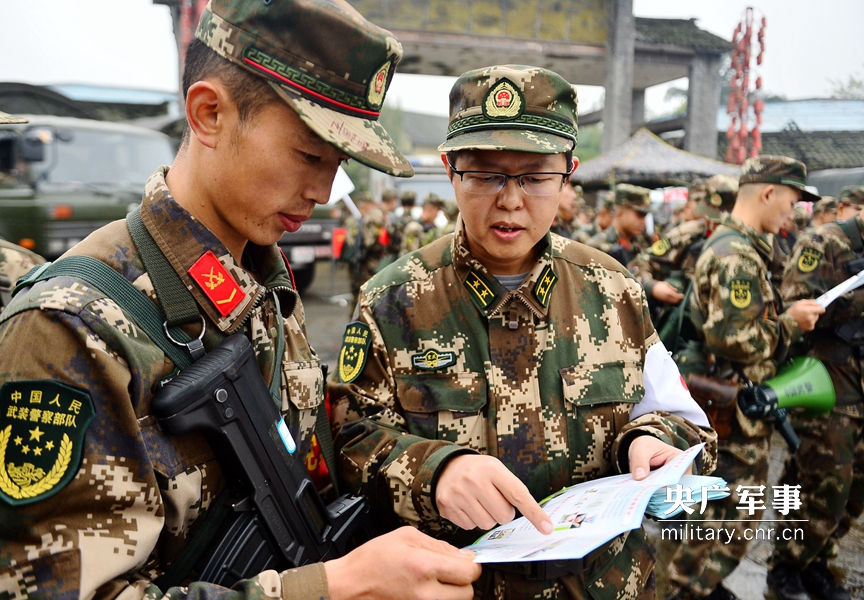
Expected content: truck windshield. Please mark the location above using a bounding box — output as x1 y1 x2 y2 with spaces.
32 129 174 188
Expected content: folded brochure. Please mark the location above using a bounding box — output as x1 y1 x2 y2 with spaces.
464 443 728 563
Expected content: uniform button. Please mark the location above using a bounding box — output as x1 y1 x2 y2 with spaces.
269 327 278 338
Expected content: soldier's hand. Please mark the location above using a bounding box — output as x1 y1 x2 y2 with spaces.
785 299 825 333
652 281 685 304
325 526 481 600
436 454 553 534
628 435 688 480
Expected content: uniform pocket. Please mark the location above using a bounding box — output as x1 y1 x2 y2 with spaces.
560 361 645 406
395 372 487 447
281 359 323 411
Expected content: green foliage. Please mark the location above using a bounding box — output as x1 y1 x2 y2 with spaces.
829 66 864 100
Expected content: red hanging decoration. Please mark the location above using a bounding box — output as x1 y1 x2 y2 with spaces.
726 7 766 165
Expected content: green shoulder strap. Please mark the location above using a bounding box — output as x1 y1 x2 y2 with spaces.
6 255 194 369
840 218 864 257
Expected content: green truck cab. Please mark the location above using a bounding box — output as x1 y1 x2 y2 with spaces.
0 114 175 258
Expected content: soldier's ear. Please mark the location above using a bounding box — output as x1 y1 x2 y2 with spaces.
759 184 776 205
185 79 230 150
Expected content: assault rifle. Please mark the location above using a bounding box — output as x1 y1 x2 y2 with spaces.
153 334 370 588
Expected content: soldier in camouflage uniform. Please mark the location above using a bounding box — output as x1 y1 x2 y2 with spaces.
574 191 614 244
768 185 864 600
628 175 737 329
549 182 579 238
344 191 394 307
810 196 839 227
401 194 445 255
0 2 482 598
330 64 717 600
665 156 825 600
586 184 653 265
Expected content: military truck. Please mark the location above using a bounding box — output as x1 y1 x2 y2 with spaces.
0 114 175 259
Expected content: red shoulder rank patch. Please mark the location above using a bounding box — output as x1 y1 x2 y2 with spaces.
188 251 246 317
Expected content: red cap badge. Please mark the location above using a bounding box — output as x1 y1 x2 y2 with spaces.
188 251 246 317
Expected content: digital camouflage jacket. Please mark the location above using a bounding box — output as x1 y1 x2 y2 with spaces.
628 219 707 299
331 227 714 599
0 168 327 599
0 239 46 312
691 212 801 386
781 215 864 415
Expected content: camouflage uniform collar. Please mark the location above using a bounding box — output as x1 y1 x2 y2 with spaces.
719 213 774 260
451 225 555 319
140 167 296 333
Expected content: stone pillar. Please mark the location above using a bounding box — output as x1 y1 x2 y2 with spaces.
685 53 723 158
601 0 635 153
631 88 646 131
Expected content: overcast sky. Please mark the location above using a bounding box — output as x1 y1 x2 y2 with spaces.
2 0 861 117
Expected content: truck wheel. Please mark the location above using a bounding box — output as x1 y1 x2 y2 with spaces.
291 264 315 294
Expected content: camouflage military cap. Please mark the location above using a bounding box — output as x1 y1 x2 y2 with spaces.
424 193 446 210
196 0 412 177
696 174 738 220
381 187 398 201
839 185 864 205
689 178 707 202
437 65 578 155
812 196 838 215
793 205 811 230
614 183 651 214
573 184 583 196
400 190 417 204
597 189 615 209
739 155 820 202
353 190 375 205
0 111 26 125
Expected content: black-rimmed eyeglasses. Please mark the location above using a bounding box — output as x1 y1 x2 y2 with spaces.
447 160 574 197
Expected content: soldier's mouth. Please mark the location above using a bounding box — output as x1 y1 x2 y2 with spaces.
492 225 524 233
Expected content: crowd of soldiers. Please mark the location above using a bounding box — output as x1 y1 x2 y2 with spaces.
327 163 864 600
0 4 862 595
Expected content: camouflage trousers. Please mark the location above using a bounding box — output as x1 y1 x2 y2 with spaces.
772 410 864 568
474 527 656 600
664 422 771 599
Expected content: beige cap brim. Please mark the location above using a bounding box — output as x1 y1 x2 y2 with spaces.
0 111 27 124
271 83 413 178
438 128 574 154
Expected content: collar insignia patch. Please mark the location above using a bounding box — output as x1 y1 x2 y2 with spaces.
729 278 753 309
338 321 372 383
188 251 246 317
797 248 822 273
0 381 94 506
651 238 672 256
464 269 497 309
412 349 457 371
533 265 558 308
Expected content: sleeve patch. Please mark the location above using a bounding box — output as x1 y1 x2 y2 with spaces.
338 321 371 383
0 381 94 506
728 279 753 309
797 248 823 273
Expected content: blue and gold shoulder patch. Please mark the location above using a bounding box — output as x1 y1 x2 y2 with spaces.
0 381 94 506
464 269 498 309
533 265 558 308
338 321 372 383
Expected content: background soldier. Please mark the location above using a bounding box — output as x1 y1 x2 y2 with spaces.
331 63 715 600
628 175 737 333
811 196 839 227
769 185 864 600
666 156 824 600
586 183 652 265
401 194 445 255
549 182 579 237
574 190 615 244
0 2 481 597
343 191 392 306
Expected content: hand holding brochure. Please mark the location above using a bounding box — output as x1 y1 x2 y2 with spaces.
464 444 728 564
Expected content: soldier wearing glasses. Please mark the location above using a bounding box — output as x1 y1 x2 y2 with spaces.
330 65 716 600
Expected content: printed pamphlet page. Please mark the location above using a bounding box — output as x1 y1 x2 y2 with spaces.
464 444 722 563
